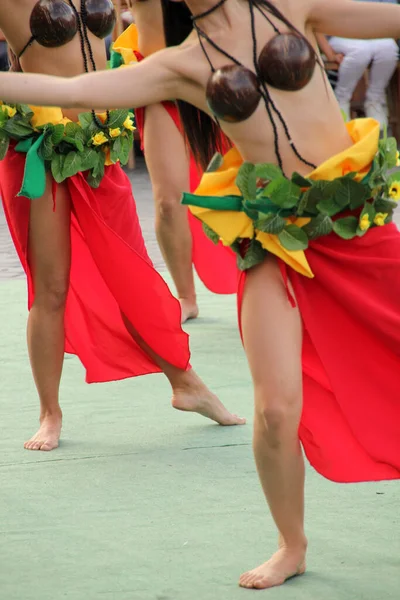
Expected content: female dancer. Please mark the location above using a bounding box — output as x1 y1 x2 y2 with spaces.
1 0 399 588
0 0 245 452
112 0 238 320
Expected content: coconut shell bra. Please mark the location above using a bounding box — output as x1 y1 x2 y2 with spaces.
19 0 116 58
191 0 318 171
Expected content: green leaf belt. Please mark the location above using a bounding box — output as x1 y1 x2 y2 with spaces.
0 104 135 199
183 136 400 270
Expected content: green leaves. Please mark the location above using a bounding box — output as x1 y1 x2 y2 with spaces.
62 151 83 179
51 124 65 145
357 202 375 237
202 222 220 245
3 115 34 139
254 163 282 181
0 129 9 160
206 152 223 173
0 107 137 190
51 153 66 183
333 216 358 240
80 147 99 171
291 172 311 188
87 152 106 188
264 177 301 209
254 214 286 234
236 162 257 200
40 134 55 160
106 109 129 129
110 135 131 165
374 198 398 213
314 178 368 215
65 121 85 141
297 181 325 215
237 239 266 271
378 135 397 169
316 180 350 216
302 214 333 240
278 224 309 251
16 104 34 119
332 177 369 210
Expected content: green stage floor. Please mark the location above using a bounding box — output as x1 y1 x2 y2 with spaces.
0 278 398 600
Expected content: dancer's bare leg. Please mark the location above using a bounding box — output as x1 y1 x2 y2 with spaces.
144 103 198 323
24 177 71 450
121 314 245 426
238 258 307 589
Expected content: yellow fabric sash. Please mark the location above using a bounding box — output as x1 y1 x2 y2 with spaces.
189 118 380 278
112 24 140 65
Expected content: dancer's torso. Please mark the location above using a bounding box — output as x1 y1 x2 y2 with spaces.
169 0 354 174
0 0 109 121
130 0 165 57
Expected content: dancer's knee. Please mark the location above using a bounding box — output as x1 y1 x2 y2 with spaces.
154 187 184 221
33 274 69 312
254 386 301 447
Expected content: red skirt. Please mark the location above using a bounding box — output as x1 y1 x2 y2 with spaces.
238 224 400 483
0 148 190 383
135 101 238 295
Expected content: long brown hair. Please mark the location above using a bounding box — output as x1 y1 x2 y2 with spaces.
161 0 230 169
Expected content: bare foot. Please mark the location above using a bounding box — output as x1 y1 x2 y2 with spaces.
24 413 62 451
239 547 306 589
179 298 199 324
171 371 246 426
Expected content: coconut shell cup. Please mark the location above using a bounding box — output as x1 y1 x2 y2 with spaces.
206 65 261 123
30 0 78 48
259 32 316 92
85 0 116 39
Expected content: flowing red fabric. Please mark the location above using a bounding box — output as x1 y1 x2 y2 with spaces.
134 51 238 295
0 147 190 383
238 225 400 483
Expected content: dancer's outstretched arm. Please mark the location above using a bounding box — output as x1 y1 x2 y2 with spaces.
0 47 188 110
308 0 400 38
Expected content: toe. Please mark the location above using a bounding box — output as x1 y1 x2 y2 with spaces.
253 577 270 589
31 441 43 451
41 441 57 451
239 572 252 586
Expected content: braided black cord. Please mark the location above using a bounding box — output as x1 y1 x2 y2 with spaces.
249 0 316 170
193 0 317 171
195 28 217 72
248 0 283 169
191 0 227 21
253 3 280 35
67 0 109 128
80 1 110 127
193 25 241 67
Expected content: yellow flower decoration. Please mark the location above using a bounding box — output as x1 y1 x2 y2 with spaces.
91 132 108 146
123 116 136 132
1 105 16 118
109 127 121 138
374 212 388 227
396 151 400 167
389 181 400 201
359 214 371 232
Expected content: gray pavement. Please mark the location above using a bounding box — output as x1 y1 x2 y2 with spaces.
0 157 165 281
